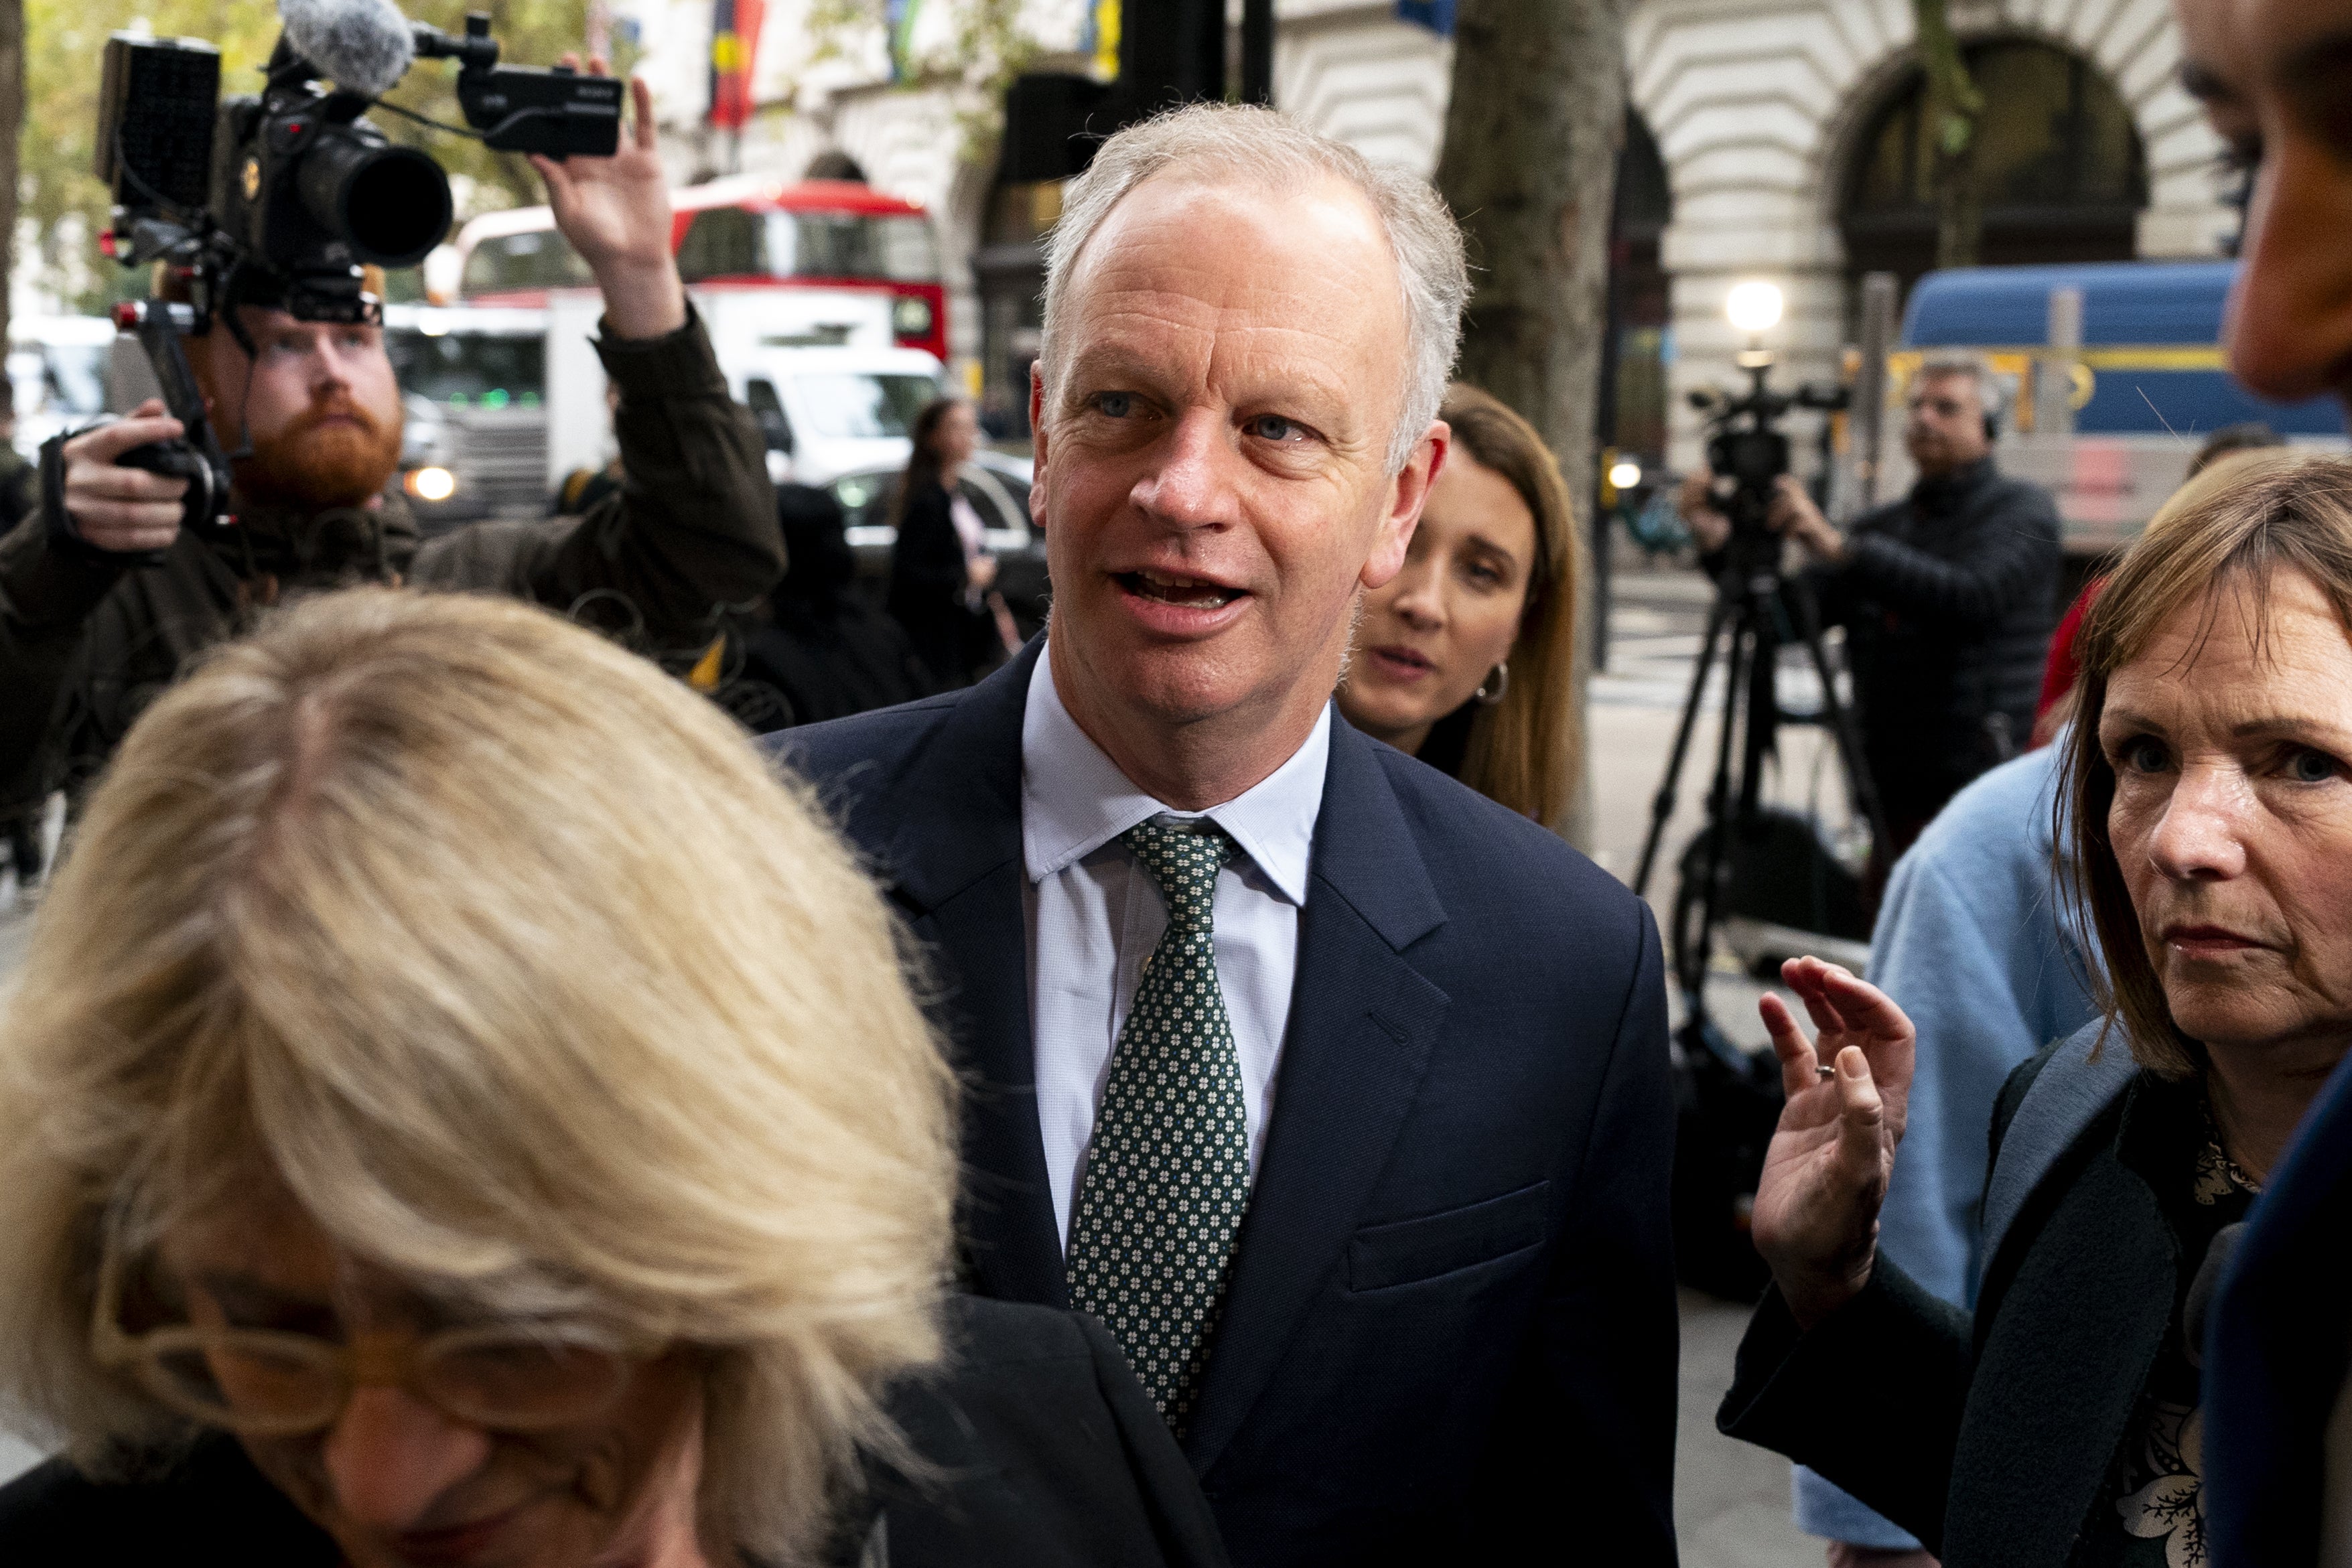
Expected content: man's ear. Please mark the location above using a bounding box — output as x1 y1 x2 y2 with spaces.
1361 420 1448 591
1028 362 1049 527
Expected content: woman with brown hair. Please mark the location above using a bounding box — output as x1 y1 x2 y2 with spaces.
1714 449 2352 1568
1338 382 1584 830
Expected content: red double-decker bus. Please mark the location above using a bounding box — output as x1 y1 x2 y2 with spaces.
452 177 949 362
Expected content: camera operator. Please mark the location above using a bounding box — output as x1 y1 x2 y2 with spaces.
1679 352 2061 879
0 60 780 805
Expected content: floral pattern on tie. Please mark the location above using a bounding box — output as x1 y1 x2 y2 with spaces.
1064 818 1252 1435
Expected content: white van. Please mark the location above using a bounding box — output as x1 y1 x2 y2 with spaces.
8 316 119 458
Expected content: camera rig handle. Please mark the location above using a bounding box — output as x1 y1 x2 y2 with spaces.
111 299 236 551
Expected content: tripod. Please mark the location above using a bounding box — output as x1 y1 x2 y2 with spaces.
1631 523 1888 997
1631 465 1892 1299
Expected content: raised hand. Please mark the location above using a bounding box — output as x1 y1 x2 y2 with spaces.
530 62 687 340
1749 956 1917 1329
62 399 190 554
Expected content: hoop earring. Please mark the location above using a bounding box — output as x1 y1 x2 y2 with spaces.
1475 660 1509 705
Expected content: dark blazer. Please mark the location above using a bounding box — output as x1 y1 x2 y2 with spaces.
0 1297 1231 1568
1716 1040 2207 1568
775 639 1679 1568
2205 1046 2352 1567
885 482 984 689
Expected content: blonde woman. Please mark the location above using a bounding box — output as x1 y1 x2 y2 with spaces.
0 589 1225 1568
1338 382 1584 830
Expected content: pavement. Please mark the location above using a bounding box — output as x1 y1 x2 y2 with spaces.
0 563 1834 1565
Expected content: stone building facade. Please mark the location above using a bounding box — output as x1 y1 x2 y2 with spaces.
622 0 2231 465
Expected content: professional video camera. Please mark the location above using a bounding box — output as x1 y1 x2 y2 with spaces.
1684 354 1850 576
77 0 623 543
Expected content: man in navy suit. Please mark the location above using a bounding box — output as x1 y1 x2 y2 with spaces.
777 102 1676 1567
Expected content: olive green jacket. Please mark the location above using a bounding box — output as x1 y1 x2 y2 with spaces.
0 309 780 810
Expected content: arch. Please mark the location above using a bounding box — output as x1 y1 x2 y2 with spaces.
1834 35 2146 299
1627 0 2222 275
803 149 870 183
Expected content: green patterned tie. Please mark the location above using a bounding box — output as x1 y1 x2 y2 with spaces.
1065 817 1252 1433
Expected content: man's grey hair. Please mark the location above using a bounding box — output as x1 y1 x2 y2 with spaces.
1040 101 1468 474
1915 350 2004 423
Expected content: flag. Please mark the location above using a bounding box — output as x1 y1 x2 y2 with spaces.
887 0 924 82
709 0 766 129
1078 0 1120 79
1396 0 1454 34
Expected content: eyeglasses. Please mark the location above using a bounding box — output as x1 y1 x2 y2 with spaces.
90 1247 638 1438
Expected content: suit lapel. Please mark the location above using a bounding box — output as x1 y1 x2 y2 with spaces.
884 642 1067 1306
1184 721 1450 1474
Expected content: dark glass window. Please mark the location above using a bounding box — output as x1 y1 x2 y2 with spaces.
385 331 545 409
459 230 594 296
676 208 768 281
1842 41 2146 299
675 208 943 285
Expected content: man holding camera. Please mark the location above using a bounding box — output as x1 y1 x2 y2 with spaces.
0 65 779 808
1679 352 2062 877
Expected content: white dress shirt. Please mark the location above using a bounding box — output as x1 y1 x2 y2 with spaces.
1021 648 1329 1249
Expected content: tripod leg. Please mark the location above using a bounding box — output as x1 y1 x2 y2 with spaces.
1633 592 1734 897
1783 576 1891 853
1679 611 1754 997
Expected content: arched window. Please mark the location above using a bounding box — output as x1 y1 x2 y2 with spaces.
1841 40 2145 298
1604 112 1673 467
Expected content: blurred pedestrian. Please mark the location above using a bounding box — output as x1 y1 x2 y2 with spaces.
0 587 1230 1568
779 101 1676 1567
887 397 1012 688
0 380 38 538
1719 450 2352 1568
0 379 47 889
2169 3 2352 1560
549 382 627 516
1338 382 1583 831
1680 354 2063 881
742 482 932 724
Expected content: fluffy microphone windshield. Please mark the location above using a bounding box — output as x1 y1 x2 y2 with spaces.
279 0 417 98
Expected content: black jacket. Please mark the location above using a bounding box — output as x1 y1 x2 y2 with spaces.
1810 457 2061 811
1717 1040 2224 1568
0 309 781 813
776 640 1679 1568
885 482 987 689
738 483 932 727
0 1297 1231 1568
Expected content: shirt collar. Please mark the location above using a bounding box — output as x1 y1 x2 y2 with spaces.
1020 644 1328 906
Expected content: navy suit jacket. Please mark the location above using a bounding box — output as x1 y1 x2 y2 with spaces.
773 640 1679 1567
2205 1046 2352 1567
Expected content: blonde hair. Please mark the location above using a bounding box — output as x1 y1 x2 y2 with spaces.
1438 384 1586 831
0 587 957 1563
2061 449 2352 1077
1041 100 1468 474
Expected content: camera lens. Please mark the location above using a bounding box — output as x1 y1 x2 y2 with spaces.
297 133 453 269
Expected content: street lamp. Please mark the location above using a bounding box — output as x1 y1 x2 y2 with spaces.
1725 280 1785 336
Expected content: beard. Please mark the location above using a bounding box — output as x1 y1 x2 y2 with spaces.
234 394 405 510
